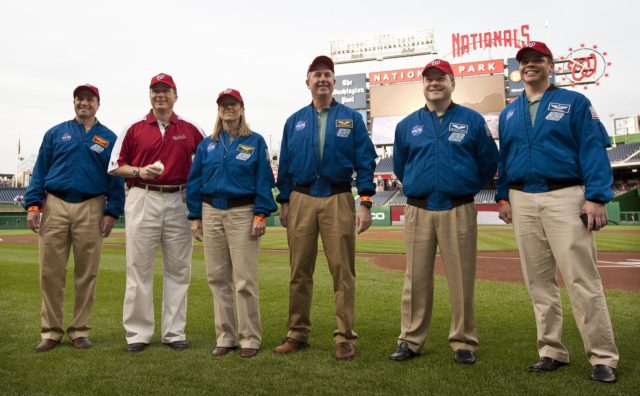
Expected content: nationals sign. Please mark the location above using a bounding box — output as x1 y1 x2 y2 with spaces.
452 24 531 58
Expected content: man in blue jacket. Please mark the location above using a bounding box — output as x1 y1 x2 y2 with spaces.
274 55 377 360
389 59 499 365
24 84 124 352
497 42 618 383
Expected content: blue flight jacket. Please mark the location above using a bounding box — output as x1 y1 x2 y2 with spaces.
393 104 499 211
23 119 125 218
496 86 613 203
186 130 277 219
276 99 376 202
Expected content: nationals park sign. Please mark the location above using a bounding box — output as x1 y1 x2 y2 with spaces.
369 59 504 85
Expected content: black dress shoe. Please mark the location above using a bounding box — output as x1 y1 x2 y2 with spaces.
165 340 189 350
125 342 148 352
528 356 568 372
590 364 617 383
453 349 476 365
389 342 418 361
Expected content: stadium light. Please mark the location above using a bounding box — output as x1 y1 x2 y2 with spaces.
330 28 437 64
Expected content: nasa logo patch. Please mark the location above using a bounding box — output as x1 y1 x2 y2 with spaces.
411 125 423 136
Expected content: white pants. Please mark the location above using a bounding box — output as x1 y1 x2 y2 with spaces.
122 187 192 344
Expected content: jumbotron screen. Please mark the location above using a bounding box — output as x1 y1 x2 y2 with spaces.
370 75 505 144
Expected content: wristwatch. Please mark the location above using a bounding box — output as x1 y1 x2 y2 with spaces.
132 168 139 178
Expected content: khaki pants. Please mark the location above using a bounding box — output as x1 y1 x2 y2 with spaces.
122 187 192 344
510 186 618 367
38 194 105 341
202 204 261 349
398 203 479 352
286 191 357 344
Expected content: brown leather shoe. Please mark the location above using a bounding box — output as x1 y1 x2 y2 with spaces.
71 337 92 349
335 342 355 360
35 339 60 352
211 346 237 357
273 338 309 354
240 348 259 358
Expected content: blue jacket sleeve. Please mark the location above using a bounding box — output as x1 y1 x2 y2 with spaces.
572 99 614 203
353 113 377 196
104 174 125 219
495 113 510 202
392 123 406 183
186 143 205 220
253 137 278 216
276 121 293 203
23 130 54 209
475 120 499 188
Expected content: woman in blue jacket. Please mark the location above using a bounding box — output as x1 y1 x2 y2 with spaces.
187 88 277 359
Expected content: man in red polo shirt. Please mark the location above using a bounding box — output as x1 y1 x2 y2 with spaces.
109 73 205 352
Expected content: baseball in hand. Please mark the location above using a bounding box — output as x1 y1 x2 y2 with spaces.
152 160 165 173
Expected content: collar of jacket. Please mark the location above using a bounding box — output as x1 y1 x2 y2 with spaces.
424 101 457 113
308 98 338 108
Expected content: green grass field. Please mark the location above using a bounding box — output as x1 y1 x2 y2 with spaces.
0 227 638 395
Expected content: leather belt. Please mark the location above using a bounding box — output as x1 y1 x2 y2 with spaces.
47 191 100 203
293 183 351 196
407 195 474 209
202 195 255 209
509 181 581 192
133 183 185 193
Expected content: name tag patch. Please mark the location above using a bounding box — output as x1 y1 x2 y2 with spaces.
90 143 104 153
92 135 109 148
236 153 251 161
449 132 466 142
546 111 565 122
336 119 353 128
448 123 469 133
237 144 255 155
337 128 351 138
548 102 571 114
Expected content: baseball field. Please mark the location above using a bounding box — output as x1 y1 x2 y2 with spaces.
0 225 638 395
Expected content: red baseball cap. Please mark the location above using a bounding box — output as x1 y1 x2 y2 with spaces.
73 84 100 100
516 41 553 61
149 73 177 89
422 59 454 76
216 88 244 106
307 55 334 74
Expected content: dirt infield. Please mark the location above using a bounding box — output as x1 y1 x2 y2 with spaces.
3 231 638 291
366 251 640 292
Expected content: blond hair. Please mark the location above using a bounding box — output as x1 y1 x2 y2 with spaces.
212 108 251 141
